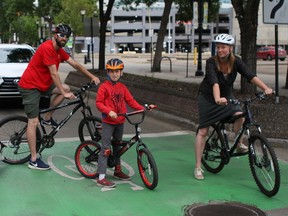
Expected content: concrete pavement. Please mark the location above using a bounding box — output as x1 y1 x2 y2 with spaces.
68 52 288 99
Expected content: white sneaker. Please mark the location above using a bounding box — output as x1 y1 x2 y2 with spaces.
237 143 248 153
194 167 204 180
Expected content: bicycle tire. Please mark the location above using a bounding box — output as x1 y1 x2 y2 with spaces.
137 147 158 190
248 132 280 197
0 115 41 164
74 140 100 179
201 126 226 173
78 116 102 142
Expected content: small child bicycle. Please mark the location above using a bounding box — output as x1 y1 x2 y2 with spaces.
74 105 159 190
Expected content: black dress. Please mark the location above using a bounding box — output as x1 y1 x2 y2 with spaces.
197 56 256 129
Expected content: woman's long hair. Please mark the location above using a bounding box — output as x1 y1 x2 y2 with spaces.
213 49 235 74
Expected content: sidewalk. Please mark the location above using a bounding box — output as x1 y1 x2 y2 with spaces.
73 52 288 98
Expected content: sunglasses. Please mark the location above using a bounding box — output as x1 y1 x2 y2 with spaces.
57 33 69 39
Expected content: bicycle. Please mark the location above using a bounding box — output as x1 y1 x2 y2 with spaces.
0 83 102 164
201 92 280 197
74 106 159 190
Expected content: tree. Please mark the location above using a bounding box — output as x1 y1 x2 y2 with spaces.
98 0 115 71
231 0 260 94
54 0 97 57
0 0 35 43
13 16 39 45
152 0 220 72
151 0 173 72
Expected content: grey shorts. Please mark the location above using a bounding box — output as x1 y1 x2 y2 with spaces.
18 85 54 118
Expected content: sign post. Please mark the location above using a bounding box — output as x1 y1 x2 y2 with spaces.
262 0 288 103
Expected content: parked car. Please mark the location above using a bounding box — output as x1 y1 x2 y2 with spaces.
256 46 287 61
0 44 35 98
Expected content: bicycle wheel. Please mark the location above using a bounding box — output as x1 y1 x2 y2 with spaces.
0 115 41 164
248 132 280 197
137 147 158 190
78 116 102 142
201 126 226 173
74 140 101 179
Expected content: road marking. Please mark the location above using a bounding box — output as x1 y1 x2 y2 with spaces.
54 130 193 142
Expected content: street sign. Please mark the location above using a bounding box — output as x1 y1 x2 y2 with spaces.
203 2 208 29
263 0 288 24
193 2 198 29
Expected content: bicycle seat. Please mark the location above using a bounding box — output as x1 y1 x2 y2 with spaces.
220 112 246 124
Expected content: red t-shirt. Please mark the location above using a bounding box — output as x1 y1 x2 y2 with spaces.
18 40 69 92
96 80 144 124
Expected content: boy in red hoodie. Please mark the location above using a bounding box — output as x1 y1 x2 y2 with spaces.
96 58 155 188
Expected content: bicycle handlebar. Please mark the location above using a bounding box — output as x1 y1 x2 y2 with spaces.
117 104 157 125
73 82 97 97
229 91 275 105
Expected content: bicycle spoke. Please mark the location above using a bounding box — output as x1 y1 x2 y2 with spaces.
137 148 158 190
248 132 280 197
74 141 100 179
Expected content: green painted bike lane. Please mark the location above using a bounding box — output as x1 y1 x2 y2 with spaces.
0 133 287 216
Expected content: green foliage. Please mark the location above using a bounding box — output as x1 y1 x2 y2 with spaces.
176 0 220 22
0 0 35 43
35 0 62 18
54 0 97 36
12 16 38 46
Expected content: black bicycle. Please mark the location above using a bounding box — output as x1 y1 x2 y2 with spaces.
74 106 159 190
0 83 102 164
201 92 280 197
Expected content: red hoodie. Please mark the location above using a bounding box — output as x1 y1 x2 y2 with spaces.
96 80 144 124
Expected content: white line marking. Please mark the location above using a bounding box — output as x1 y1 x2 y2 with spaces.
54 130 193 142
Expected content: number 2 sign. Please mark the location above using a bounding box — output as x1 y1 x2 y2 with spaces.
263 0 288 24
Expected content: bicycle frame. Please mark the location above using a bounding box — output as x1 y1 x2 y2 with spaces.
21 84 96 154
213 97 263 159
111 110 146 159
39 96 92 138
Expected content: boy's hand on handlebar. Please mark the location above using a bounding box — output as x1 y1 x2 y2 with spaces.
146 104 157 110
109 110 117 119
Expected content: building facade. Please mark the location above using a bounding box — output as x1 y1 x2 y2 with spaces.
78 0 287 55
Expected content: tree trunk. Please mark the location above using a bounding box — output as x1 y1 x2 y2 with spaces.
151 0 173 72
98 0 115 71
231 0 260 94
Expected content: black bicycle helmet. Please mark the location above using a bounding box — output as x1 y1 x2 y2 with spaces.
54 24 72 37
106 58 124 70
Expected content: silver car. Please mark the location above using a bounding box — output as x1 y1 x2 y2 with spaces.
0 44 35 98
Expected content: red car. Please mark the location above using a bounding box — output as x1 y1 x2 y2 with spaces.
257 46 286 61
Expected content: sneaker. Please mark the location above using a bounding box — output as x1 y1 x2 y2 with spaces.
28 158 51 170
194 167 204 180
237 143 248 153
97 178 116 188
114 171 131 180
41 117 58 128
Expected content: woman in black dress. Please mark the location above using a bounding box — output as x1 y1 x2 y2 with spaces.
194 34 273 180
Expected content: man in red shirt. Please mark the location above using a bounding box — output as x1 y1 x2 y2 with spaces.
18 24 100 170
96 58 155 188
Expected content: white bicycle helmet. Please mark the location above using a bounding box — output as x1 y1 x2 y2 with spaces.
213 34 235 45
